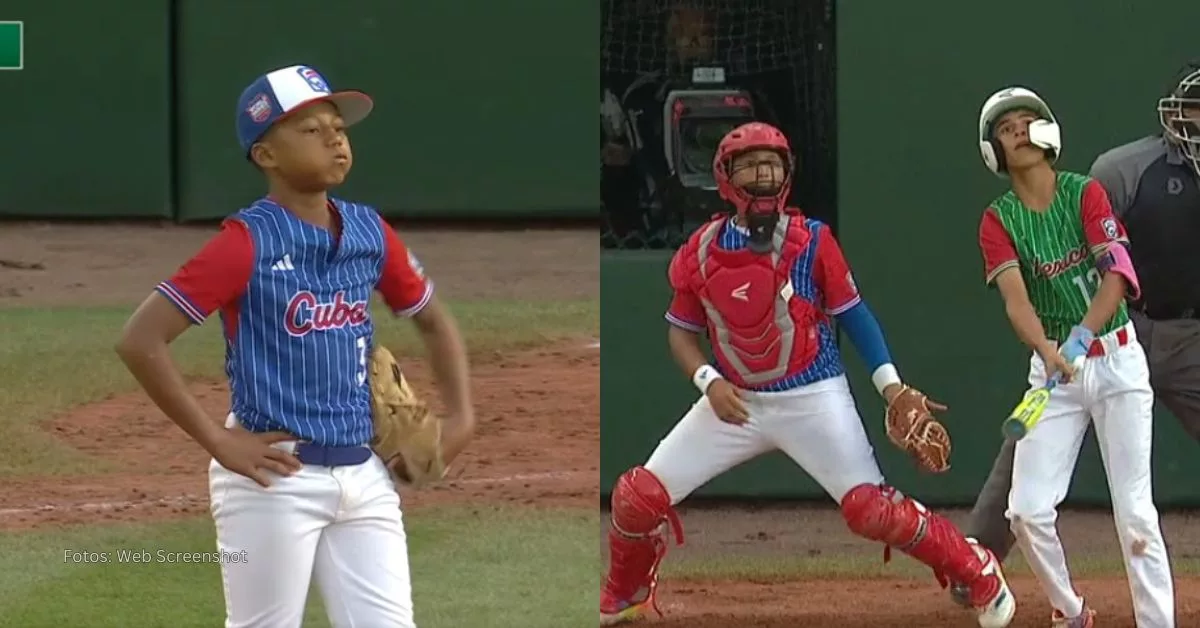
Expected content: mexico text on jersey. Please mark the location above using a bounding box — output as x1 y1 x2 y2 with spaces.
979 172 1131 341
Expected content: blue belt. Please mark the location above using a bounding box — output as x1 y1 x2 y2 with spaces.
293 443 373 467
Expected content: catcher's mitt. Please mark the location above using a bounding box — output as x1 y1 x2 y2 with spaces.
884 386 951 473
368 345 446 488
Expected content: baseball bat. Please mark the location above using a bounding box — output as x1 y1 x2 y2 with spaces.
1001 372 1063 440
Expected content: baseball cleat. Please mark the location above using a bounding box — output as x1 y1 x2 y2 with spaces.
1050 601 1096 627
599 587 652 625
969 545 1016 628
949 538 982 609
950 582 973 608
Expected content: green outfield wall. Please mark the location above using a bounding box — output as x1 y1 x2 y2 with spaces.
0 3 172 218
175 0 597 221
0 1 597 221
601 0 1200 506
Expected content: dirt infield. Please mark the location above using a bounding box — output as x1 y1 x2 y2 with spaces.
0 222 599 530
602 505 1200 626
0 221 597 306
653 576 1196 627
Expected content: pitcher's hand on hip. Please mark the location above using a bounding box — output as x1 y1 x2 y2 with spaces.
210 427 303 488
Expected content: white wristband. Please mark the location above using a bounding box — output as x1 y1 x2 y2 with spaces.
871 364 902 397
692 365 723 394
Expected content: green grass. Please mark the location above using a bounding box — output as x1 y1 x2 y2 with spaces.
663 546 1200 582
0 505 597 628
0 297 597 625
0 299 598 476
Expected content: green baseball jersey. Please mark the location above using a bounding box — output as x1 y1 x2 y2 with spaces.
982 171 1129 341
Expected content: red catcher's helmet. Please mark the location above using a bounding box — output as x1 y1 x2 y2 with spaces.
713 122 794 216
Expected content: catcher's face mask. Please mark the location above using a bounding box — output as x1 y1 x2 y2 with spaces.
1159 66 1200 177
729 149 787 195
728 149 789 253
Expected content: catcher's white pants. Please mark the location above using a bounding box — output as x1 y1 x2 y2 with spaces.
210 413 416 628
644 374 886 505
1007 322 1175 626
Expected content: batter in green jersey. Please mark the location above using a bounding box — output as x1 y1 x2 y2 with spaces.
965 87 1176 627
986 170 1129 343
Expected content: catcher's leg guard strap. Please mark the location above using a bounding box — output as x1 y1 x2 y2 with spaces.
605 467 684 613
841 483 985 586
611 466 684 543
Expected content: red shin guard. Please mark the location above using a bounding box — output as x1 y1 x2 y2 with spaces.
840 483 986 586
604 467 684 610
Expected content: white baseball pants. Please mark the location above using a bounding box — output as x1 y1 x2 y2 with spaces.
644 374 886 506
1007 322 1175 626
210 414 416 628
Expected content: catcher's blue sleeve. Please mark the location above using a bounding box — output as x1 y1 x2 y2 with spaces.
835 301 893 372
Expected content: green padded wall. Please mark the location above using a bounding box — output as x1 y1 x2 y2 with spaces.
175 0 597 221
0 4 170 218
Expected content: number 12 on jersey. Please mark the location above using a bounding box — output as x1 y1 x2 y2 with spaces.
1071 268 1102 304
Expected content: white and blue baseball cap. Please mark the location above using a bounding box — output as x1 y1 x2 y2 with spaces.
235 64 373 155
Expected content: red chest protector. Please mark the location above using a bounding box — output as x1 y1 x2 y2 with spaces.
681 212 823 388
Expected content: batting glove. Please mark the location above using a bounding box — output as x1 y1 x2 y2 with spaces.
1059 325 1094 371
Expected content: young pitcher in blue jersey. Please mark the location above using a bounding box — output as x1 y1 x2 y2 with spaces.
115 64 475 628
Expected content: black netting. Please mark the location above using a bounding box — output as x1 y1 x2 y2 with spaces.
603 0 805 77
601 0 836 251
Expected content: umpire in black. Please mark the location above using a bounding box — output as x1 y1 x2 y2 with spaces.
949 59 1200 606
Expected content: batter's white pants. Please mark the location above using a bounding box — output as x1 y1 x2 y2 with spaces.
1007 322 1175 626
210 414 415 628
644 374 886 506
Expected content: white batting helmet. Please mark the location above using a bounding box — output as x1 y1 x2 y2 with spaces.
978 86 1061 176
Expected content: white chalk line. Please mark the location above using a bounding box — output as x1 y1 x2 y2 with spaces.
0 470 592 518
585 340 599 349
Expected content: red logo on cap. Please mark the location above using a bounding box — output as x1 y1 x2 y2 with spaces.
246 93 272 123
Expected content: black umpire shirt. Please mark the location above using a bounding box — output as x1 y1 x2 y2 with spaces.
1090 135 1200 319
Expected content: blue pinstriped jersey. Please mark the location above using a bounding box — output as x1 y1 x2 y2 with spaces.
716 218 844 391
224 199 383 446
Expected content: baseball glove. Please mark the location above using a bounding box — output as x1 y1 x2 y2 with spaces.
884 386 951 473
368 345 446 488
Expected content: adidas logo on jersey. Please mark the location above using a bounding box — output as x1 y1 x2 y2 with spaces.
271 254 296 272
284 290 369 337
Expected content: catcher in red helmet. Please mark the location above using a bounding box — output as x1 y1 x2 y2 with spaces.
599 122 1017 627
712 121 796 252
